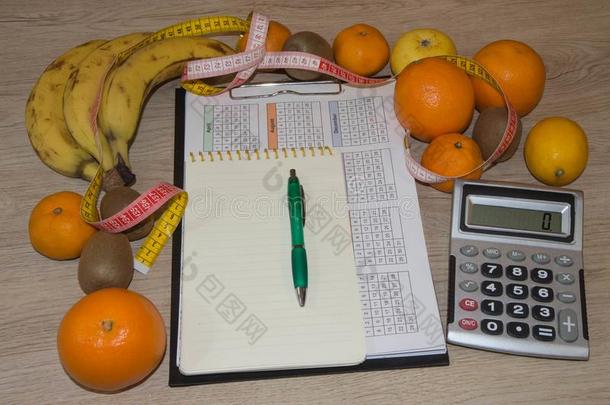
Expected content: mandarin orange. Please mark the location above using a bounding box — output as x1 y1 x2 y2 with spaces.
333 23 390 77
421 133 484 193
29 191 96 260
57 288 166 392
394 58 474 142
472 39 546 117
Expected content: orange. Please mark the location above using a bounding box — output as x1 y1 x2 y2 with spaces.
333 23 390 77
395 58 475 142
236 20 291 53
524 117 588 186
29 191 96 260
421 133 484 193
472 39 546 117
57 288 166 392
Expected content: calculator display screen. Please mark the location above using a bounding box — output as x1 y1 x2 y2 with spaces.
469 204 562 234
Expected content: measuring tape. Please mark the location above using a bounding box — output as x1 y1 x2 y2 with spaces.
80 168 188 274
79 12 517 274
178 13 518 184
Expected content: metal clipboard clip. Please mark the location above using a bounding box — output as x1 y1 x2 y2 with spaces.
229 80 343 100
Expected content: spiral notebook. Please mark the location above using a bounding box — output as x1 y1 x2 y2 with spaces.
170 83 448 386
176 146 366 376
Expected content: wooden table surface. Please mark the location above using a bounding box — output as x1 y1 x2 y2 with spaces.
2 0 609 403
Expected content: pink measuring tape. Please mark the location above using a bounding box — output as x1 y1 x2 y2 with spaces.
181 12 519 185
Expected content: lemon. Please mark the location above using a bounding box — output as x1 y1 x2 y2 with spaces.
524 117 588 186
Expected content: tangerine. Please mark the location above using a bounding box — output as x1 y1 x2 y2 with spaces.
29 191 96 260
57 288 166 392
333 23 390 77
421 133 484 193
236 20 291 53
472 39 546 117
394 58 474 143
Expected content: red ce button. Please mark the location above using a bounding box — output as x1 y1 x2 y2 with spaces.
459 298 479 311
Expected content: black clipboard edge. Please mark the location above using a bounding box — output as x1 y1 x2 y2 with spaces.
169 88 449 387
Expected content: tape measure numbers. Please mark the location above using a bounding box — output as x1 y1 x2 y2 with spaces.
81 168 188 274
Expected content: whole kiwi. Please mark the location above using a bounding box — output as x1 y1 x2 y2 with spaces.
100 186 154 241
472 107 523 162
78 231 133 294
282 31 333 81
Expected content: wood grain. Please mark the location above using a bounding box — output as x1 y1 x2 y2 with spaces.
1 0 609 403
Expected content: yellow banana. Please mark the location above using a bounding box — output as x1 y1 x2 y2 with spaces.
63 32 149 176
98 37 234 169
25 39 106 181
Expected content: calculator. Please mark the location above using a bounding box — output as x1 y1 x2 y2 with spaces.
446 179 589 360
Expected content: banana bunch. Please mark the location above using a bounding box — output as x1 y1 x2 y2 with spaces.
98 37 234 171
26 31 234 185
25 39 106 181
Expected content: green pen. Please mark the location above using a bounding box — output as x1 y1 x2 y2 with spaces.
288 169 308 307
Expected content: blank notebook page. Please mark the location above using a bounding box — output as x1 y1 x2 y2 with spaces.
178 151 365 375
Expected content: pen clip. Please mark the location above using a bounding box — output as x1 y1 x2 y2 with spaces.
300 185 306 227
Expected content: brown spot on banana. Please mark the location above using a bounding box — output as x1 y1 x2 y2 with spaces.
47 59 65 71
207 42 231 54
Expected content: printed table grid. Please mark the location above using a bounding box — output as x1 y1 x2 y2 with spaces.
267 101 324 149
343 149 398 203
358 272 418 336
349 207 407 267
203 104 259 151
329 97 389 147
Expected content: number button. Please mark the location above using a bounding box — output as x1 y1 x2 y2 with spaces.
507 303 529 319
481 263 503 278
532 286 554 302
481 281 503 297
460 245 479 257
531 252 551 265
506 283 529 299
533 305 555 322
533 325 556 342
531 268 553 284
481 319 504 335
483 247 501 259
459 262 478 274
506 265 527 281
481 299 503 316
507 322 530 338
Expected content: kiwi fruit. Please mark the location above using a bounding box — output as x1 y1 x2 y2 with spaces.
100 186 154 241
78 231 133 294
282 31 333 81
472 107 523 162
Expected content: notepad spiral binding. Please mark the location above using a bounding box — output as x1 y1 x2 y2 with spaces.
188 146 334 162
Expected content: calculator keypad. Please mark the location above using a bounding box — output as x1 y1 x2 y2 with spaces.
449 242 588 360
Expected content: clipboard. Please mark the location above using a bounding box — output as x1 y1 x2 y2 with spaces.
170 83 449 386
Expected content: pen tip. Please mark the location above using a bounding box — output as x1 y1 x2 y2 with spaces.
296 287 306 307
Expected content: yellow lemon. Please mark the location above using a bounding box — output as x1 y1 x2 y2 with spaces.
524 117 588 186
